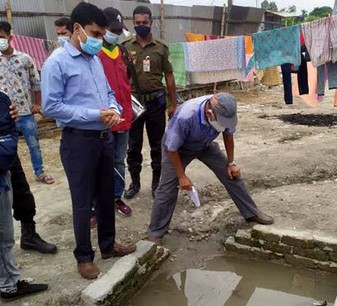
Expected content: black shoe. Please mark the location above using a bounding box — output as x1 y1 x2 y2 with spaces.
0 280 48 301
21 222 57 254
124 182 140 199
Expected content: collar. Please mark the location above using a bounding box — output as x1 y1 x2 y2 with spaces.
200 99 209 126
64 41 94 60
131 34 156 46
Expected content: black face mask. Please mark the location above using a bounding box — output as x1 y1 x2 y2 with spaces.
134 25 151 38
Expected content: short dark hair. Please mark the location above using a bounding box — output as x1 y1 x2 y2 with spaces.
133 6 152 20
54 17 73 33
71 2 107 28
0 21 11 35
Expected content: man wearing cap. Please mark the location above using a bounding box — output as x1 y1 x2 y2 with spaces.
148 93 274 244
98 7 132 217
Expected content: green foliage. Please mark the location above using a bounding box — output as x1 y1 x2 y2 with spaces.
308 6 332 18
261 0 278 12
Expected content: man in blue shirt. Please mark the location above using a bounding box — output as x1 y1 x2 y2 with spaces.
148 93 274 244
41 2 136 279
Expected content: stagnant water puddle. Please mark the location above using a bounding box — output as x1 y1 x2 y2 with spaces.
130 257 337 306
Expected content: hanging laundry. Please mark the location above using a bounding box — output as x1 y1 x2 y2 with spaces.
168 43 187 87
11 35 48 70
292 62 319 108
329 15 337 63
252 25 301 70
205 35 220 40
302 17 331 68
244 36 254 55
183 36 245 72
184 33 205 42
187 69 245 84
317 62 337 96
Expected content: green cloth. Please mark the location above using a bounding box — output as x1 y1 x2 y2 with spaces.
168 43 187 88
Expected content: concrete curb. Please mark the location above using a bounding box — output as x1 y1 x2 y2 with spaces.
81 240 170 306
225 225 337 273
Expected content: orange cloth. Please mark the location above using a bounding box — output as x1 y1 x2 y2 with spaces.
244 36 253 54
292 62 319 108
185 33 205 42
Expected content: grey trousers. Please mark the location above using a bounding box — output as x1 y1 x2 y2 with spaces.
148 141 258 238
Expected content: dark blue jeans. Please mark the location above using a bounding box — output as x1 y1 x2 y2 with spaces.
60 130 115 263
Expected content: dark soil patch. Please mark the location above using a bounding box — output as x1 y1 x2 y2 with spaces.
277 113 337 127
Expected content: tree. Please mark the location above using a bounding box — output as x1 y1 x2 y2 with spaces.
308 6 332 18
261 0 278 12
301 9 308 18
287 5 296 13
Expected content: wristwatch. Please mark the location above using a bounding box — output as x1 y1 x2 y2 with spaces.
228 161 237 167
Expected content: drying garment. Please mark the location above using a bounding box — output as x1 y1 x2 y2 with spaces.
292 62 319 108
252 25 301 70
205 35 220 40
302 17 331 68
168 43 187 87
184 33 205 42
244 36 254 54
317 62 337 96
11 35 48 71
187 69 245 85
329 15 337 63
281 64 293 104
183 36 245 73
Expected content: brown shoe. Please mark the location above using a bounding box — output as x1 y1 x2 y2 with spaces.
147 236 162 245
246 211 274 225
77 262 100 279
101 242 136 259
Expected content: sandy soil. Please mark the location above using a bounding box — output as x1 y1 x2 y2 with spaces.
9 86 337 305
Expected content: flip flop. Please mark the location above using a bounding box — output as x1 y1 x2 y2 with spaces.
36 174 55 184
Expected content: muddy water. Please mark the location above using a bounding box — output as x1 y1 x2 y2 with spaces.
130 257 337 306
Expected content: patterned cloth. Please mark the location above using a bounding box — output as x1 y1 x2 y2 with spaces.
187 70 246 84
302 18 331 68
329 15 337 64
252 25 301 70
11 35 48 71
168 43 187 87
183 37 246 72
0 50 40 116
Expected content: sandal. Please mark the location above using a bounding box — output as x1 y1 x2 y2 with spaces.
36 174 55 184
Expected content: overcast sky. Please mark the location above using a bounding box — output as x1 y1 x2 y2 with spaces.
151 0 335 13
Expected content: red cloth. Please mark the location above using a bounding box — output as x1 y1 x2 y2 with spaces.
205 35 220 40
11 35 48 71
98 48 132 131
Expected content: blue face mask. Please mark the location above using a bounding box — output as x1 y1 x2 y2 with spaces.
57 36 70 47
134 25 151 38
78 26 103 55
103 30 120 46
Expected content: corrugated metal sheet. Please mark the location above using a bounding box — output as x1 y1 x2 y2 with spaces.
0 0 225 43
226 5 264 36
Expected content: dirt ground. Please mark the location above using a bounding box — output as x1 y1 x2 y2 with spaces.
10 86 337 305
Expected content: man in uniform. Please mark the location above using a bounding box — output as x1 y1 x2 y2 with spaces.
123 6 177 199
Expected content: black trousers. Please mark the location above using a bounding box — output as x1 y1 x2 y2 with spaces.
60 130 116 263
10 155 36 223
127 92 166 177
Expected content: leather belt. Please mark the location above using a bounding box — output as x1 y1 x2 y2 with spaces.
63 127 110 139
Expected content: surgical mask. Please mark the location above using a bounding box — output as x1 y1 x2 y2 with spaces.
57 36 70 47
104 30 120 46
134 25 151 38
208 120 226 133
0 38 9 52
78 25 103 55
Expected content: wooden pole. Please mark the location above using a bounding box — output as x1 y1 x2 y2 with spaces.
5 0 14 33
160 0 164 39
220 3 226 37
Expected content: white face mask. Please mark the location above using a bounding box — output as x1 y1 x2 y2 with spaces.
209 120 226 133
0 38 9 52
57 36 70 47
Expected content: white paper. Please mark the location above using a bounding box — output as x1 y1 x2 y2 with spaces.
187 186 200 208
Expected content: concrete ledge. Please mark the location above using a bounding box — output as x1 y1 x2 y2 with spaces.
225 225 337 273
81 240 170 306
